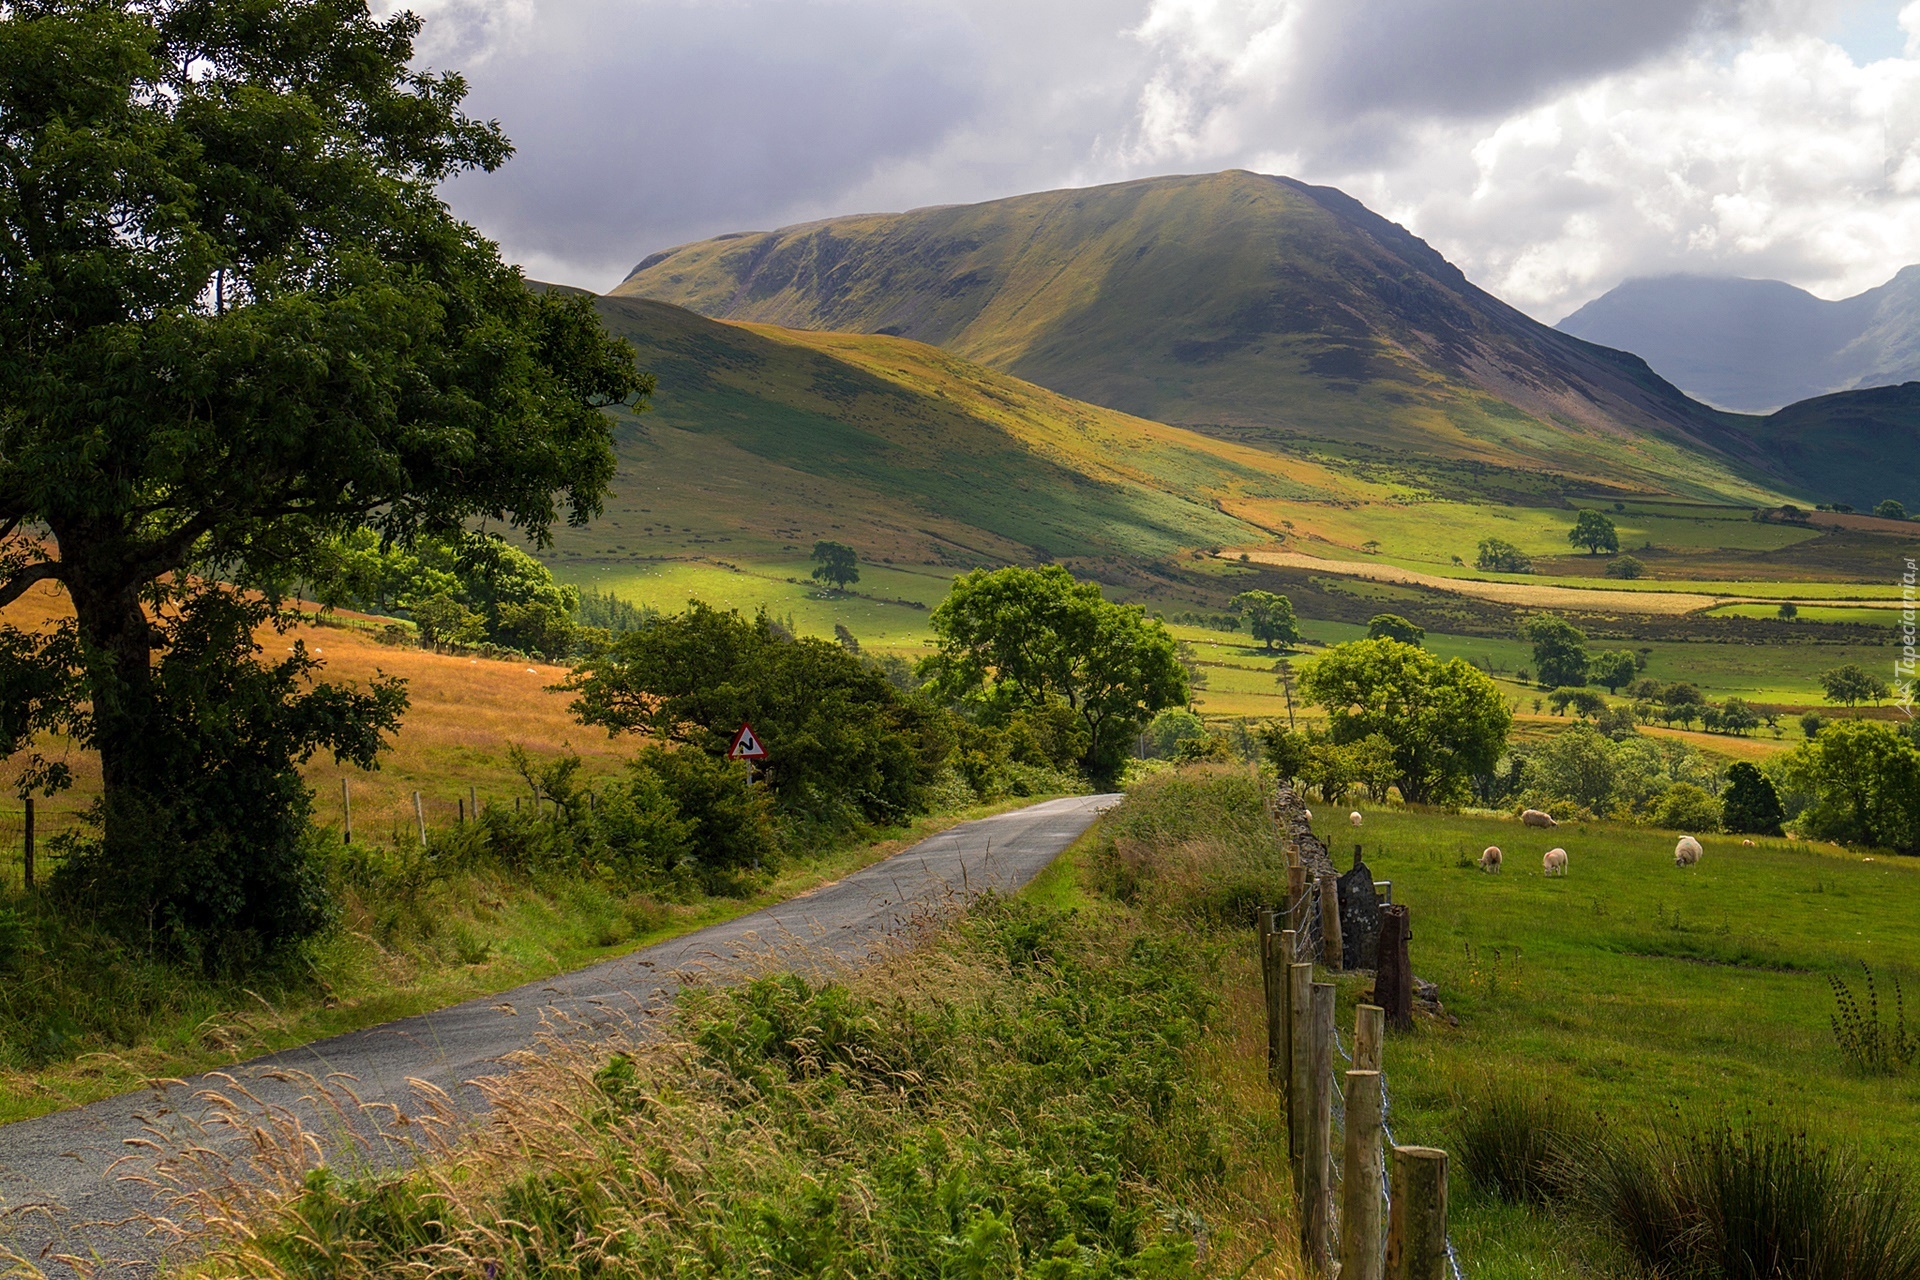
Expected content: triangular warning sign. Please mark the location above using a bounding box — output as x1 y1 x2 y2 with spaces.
727 722 768 760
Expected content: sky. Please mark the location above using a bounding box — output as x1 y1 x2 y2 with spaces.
396 0 1920 321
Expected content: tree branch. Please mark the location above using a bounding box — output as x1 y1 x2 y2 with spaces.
0 560 63 609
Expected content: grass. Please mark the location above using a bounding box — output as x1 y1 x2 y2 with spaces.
0 784 1067 1125
178 766 1304 1280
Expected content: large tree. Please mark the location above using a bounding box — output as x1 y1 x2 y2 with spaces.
0 2 645 937
923 565 1186 782
1522 613 1589 689
1296 638 1511 805
1230 589 1302 651
1568 510 1619 555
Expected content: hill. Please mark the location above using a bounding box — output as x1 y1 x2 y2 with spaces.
1559 268 1920 413
615 171 1787 504
1736 381 1920 511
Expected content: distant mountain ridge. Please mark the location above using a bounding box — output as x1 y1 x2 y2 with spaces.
615 170 1786 504
1557 268 1920 413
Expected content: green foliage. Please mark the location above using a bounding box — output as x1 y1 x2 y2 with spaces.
1827 964 1918 1075
1569 509 1620 555
494 601 577 661
1477 537 1533 573
923 566 1186 783
1649 782 1722 834
1522 613 1589 689
1546 687 1606 719
46 593 404 965
1801 711 1826 739
1229 589 1303 650
566 601 942 829
1606 554 1645 579
1818 663 1890 708
408 593 485 651
1876 499 1910 520
1721 761 1785 836
1515 725 1720 821
1782 719 1920 852
0 0 645 950
1778 602 1800 619
1297 638 1511 804
572 588 657 634
1365 612 1425 646
810 540 860 591
1143 708 1207 759
1589 649 1638 693
1089 765 1289 924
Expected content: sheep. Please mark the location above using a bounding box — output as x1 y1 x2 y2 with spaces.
1521 809 1559 829
1349 811 1364 827
1480 845 1503 873
1675 836 1702 867
1741 838 1755 847
1543 847 1568 876
1303 809 1312 822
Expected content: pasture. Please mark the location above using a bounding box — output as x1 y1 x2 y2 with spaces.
1307 805 1920 1274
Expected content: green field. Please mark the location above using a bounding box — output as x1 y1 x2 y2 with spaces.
1295 804 1920 1276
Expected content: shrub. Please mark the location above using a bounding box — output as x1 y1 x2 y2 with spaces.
1477 537 1533 573
1651 782 1722 833
1581 1124 1920 1280
1454 1083 1587 1205
1605 554 1644 579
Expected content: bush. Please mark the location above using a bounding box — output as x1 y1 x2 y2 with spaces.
1581 1124 1920 1280
1090 766 1287 924
1722 761 1785 835
1650 782 1722 833
1477 537 1533 573
1605 554 1644 579
1454 1083 1587 1205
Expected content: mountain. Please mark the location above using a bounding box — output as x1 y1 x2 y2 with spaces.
1737 382 1920 512
614 170 1786 504
1558 268 1920 413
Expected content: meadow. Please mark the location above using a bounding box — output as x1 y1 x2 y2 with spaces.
1296 804 1920 1276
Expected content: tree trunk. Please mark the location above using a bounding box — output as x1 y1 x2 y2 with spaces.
61 551 158 852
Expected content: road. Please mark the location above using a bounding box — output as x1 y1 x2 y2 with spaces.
0 793 1117 1276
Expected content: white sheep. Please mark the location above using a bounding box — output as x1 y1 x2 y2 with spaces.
1675 836 1702 867
1543 847 1568 876
1521 809 1559 829
1480 845 1503 873
1303 808 1313 822
1741 838 1755 847
1349 811 1364 827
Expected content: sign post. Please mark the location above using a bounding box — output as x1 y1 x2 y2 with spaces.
727 721 768 786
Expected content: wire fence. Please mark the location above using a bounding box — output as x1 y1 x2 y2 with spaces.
0 801 93 894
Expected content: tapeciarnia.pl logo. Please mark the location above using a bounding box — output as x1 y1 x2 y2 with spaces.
1899 557 1917 718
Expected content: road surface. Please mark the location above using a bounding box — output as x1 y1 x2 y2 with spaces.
0 793 1117 1276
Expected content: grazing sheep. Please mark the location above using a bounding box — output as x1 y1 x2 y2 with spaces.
1521 809 1559 829
1543 847 1568 876
1741 838 1755 847
1675 836 1702 867
1480 845 1503 873
1349 811 1364 827
1303 809 1312 822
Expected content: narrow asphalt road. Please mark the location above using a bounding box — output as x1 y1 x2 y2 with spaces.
0 793 1117 1277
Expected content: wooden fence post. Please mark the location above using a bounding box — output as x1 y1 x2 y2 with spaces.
1302 981 1336 1273
413 790 427 848
1319 871 1344 969
1354 1003 1386 1073
1387 1146 1449 1280
470 785 479 821
1277 928 1296 1101
1340 1069 1386 1280
1259 906 1275 1004
1262 911 1285 1085
22 796 33 891
1377 904 1413 1031
1289 960 1313 1185
341 778 352 846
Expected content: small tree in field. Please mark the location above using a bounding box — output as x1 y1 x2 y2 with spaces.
1820 664 1889 709
1606 554 1644 579
1366 613 1425 646
811 541 860 592
1569 510 1620 555
1523 613 1589 688
1589 650 1638 694
1231 590 1304 651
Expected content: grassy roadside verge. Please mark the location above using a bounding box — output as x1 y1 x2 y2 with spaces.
171 765 1303 1280
0 795 1068 1126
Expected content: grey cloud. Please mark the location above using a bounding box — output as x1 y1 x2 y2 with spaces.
1289 0 1749 119
429 0 989 284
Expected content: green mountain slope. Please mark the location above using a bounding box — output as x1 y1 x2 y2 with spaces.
615 170 1785 504
1739 382 1920 511
562 295 1279 570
